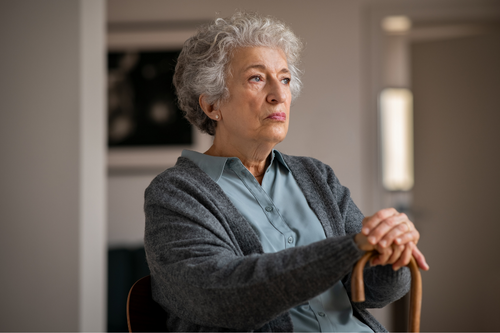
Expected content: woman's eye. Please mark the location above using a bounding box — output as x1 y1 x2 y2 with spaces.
250 76 262 82
281 78 291 85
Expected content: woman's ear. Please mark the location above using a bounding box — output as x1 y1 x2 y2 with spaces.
199 94 220 120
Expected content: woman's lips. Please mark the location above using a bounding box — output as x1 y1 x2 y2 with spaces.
266 112 287 121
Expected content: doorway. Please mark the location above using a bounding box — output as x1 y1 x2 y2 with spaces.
365 2 500 331
412 25 500 331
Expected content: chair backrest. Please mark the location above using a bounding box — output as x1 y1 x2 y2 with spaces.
126 275 168 332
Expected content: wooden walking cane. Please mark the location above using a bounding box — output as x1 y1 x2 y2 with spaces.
351 251 422 332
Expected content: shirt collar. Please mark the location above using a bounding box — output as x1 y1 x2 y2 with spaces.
182 149 290 183
272 150 290 172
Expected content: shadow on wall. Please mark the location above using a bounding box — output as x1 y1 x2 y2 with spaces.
108 246 150 332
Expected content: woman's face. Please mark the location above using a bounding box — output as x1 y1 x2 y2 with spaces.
217 46 292 147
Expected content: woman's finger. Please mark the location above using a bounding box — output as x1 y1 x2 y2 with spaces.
387 244 405 265
361 208 398 235
370 252 385 266
366 213 409 246
378 221 413 248
393 242 414 271
371 244 393 266
393 228 420 246
412 245 430 271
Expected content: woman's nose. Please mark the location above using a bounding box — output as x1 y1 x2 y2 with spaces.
266 79 288 104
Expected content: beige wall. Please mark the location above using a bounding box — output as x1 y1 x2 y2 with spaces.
0 0 106 331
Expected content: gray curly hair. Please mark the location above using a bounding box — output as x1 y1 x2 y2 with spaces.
173 11 303 136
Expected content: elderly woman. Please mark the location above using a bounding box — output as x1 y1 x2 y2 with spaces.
144 11 428 332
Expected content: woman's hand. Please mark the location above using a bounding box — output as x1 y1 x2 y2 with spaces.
354 208 429 271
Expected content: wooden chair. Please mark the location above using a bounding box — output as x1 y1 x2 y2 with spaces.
126 275 168 332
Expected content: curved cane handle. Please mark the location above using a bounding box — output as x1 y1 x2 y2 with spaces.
351 251 422 332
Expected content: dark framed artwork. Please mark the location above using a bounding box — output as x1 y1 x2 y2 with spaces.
108 50 192 147
107 27 212 169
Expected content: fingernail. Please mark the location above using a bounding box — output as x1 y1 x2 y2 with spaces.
368 236 376 244
395 238 402 244
362 227 369 235
380 240 387 248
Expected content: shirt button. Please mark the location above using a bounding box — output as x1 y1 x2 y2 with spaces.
287 236 294 244
318 312 325 317
265 206 273 212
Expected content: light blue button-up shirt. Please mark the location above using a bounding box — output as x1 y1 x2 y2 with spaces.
182 149 372 332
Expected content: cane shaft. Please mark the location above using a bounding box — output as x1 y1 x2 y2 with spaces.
351 251 422 333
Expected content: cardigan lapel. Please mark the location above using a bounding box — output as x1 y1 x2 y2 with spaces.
177 157 265 256
283 154 346 238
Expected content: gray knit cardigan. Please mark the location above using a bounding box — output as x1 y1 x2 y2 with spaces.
144 154 411 332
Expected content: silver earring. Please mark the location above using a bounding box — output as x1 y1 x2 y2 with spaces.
215 115 219 119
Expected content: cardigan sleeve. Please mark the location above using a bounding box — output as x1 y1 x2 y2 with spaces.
144 166 367 331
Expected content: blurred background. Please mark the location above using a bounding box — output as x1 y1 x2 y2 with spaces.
1 0 499 331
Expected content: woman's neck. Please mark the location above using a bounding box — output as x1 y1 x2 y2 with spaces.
204 136 274 184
